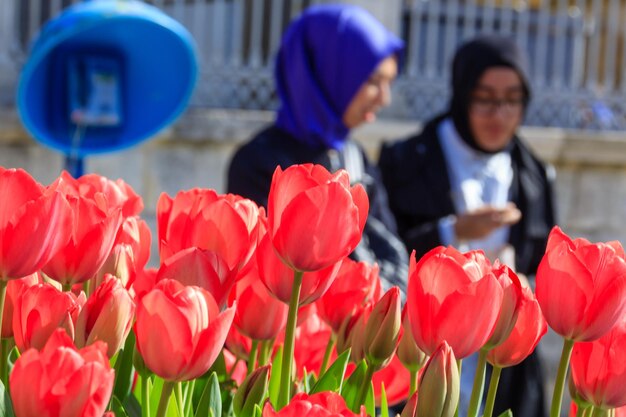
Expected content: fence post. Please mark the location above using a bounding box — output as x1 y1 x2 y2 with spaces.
0 0 18 104
320 0 403 35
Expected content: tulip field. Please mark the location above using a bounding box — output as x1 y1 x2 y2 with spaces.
0 164 625 417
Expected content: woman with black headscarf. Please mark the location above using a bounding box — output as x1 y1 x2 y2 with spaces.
379 35 555 417
227 4 408 292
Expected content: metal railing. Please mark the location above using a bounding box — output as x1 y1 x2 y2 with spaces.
3 0 626 130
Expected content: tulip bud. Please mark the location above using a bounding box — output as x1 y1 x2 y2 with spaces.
364 287 401 368
417 341 459 417
75 274 135 357
401 392 418 417
397 305 428 372
233 365 270 417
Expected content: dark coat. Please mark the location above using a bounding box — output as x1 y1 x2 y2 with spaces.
227 125 409 291
378 118 555 417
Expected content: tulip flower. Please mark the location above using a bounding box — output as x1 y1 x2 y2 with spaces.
0 167 71 280
262 391 367 416
417 341 460 417
230 260 288 342
10 328 114 417
157 247 237 308
42 193 122 286
157 189 263 271
570 317 626 409
536 226 626 342
93 216 152 289
569 402 626 417
267 163 368 272
407 247 503 359
401 392 418 417
487 286 547 368
75 172 144 217
256 234 341 306
74 274 136 357
1 273 39 338
316 258 382 333
134 279 235 382
13 282 84 352
536 227 626 417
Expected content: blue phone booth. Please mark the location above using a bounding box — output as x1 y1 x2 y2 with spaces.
17 0 198 177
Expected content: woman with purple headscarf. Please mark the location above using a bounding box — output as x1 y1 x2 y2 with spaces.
227 4 408 290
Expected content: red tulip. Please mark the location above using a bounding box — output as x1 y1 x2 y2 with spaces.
134 279 235 382
316 258 382 333
10 328 114 417
75 172 143 217
157 189 263 271
536 226 626 341
483 261 523 349
0 167 71 280
570 317 626 408
569 402 626 417
487 286 547 367
256 234 341 305
224 348 248 385
94 216 152 289
42 193 122 286
407 247 503 359
75 274 136 357
1 273 40 338
131 267 158 301
157 247 237 308
262 392 367 416
13 282 84 352
372 355 412 406
225 322 253 361
267 164 368 272
230 259 288 341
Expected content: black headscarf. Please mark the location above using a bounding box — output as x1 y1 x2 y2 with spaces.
448 35 531 154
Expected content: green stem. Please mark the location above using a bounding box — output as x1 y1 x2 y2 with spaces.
319 334 336 376
354 364 377 412
175 382 185 417
62 282 72 292
258 339 272 366
277 270 303 409
454 359 462 417
550 338 575 417
576 404 589 417
0 280 7 387
592 407 610 417
83 279 91 298
467 349 489 417
0 338 9 387
184 380 195 416
409 369 419 396
248 339 259 375
483 366 502 417
141 376 150 417
156 381 175 417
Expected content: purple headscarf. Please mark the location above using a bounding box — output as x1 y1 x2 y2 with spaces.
275 4 404 150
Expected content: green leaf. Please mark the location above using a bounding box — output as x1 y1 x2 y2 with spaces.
0 378 15 417
150 377 164 415
268 345 283 408
195 372 221 417
253 404 263 417
114 332 136 401
380 383 389 417
497 410 514 417
340 360 367 411
122 394 142 417
310 349 350 394
110 396 130 417
364 381 375 417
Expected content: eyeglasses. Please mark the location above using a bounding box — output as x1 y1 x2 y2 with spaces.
470 97 525 116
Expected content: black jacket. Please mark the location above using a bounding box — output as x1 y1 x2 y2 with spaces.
227 125 409 292
378 118 555 276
